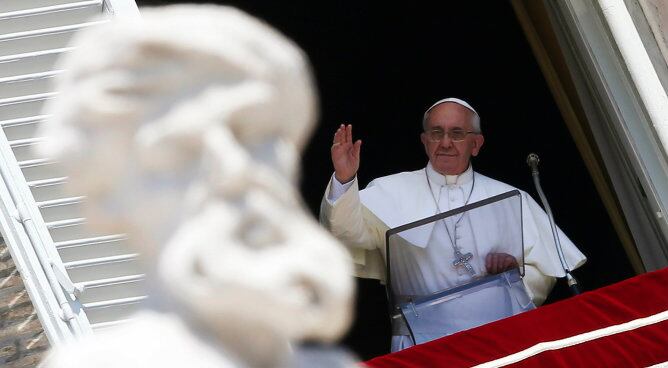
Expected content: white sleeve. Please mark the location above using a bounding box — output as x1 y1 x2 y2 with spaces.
319 177 387 282
320 177 384 251
522 264 556 306
327 173 355 203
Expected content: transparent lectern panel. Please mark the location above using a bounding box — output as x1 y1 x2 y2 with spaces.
397 269 534 345
385 190 535 346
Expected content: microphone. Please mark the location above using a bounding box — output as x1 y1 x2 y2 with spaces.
526 153 539 174
526 153 581 296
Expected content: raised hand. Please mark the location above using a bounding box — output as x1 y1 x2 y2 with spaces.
331 124 362 183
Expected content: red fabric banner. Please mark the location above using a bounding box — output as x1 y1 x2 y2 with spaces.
365 268 668 368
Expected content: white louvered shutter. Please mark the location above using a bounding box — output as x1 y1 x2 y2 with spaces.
0 0 143 346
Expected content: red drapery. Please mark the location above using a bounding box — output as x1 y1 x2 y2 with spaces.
364 268 668 368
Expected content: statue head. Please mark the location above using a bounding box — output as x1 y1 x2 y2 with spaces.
39 5 353 366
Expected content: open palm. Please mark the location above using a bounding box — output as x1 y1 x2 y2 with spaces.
331 124 362 183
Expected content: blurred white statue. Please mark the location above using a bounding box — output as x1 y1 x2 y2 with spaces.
39 5 354 368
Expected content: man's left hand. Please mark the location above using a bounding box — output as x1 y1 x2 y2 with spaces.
485 253 518 274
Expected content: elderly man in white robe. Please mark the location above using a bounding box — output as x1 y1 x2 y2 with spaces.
320 98 586 352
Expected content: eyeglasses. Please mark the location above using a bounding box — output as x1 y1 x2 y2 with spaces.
425 128 478 143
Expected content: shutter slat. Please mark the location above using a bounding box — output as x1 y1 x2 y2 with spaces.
83 295 147 309
0 114 49 127
0 1 103 19
63 253 139 269
27 176 67 188
0 71 62 100
90 319 133 331
0 49 72 78
65 256 141 283
57 237 133 264
36 195 85 208
0 2 104 36
8 136 47 147
18 157 56 168
0 21 108 58
55 234 127 248
0 1 144 341
0 93 56 122
45 217 85 229
80 274 144 288
0 0 89 14
79 280 145 304
84 302 142 326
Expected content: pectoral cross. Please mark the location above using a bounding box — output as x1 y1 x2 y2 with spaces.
452 249 476 276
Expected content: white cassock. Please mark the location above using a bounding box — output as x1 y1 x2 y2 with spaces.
320 163 586 351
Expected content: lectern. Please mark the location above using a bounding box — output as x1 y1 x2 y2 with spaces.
385 190 535 346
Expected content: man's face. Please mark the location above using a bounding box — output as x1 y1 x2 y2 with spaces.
420 102 484 175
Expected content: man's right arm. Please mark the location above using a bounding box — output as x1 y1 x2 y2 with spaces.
322 123 385 249
320 174 385 251
327 173 355 202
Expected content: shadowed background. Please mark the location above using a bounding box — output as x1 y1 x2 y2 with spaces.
135 0 635 360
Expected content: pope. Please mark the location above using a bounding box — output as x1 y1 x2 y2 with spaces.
320 98 586 351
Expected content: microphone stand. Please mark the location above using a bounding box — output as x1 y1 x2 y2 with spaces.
527 153 581 296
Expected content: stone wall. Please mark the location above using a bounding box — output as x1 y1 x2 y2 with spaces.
0 240 49 368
